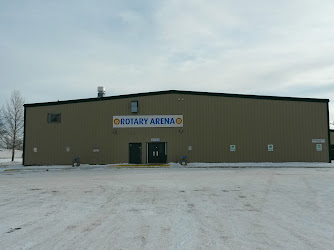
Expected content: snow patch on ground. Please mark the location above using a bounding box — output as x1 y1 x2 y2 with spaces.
184 161 334 168
1 167 334 249
0 149 23 159
0 149 23 167
0 160 333 174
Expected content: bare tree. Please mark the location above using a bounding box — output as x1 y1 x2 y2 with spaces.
2 90 25 161
0 111 7 148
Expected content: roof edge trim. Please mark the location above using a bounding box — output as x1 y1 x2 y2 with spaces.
24 90 329 107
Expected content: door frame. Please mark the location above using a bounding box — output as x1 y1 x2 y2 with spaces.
146 142 167 163
129 142 142 164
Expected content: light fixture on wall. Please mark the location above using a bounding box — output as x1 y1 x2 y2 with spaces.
179 129 183 133
112 130 117 134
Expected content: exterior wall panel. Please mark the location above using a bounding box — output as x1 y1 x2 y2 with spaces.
24 91 330 165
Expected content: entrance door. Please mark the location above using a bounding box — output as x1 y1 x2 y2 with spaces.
129 143 142 164
148 142 167 163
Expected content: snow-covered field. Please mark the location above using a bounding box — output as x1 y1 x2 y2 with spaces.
1 163 334 249
0 149 22 165
0 149 23 158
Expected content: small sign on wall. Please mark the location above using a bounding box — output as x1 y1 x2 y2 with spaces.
151 138 160 142
93 148 100 153
316 144 322 151
312 139 325 143
268 144 274 152
188 146 192 151
230 145 236 152
33 147 38 153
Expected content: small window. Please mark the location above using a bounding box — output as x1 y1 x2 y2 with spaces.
48 113 61 123
131 101 138 113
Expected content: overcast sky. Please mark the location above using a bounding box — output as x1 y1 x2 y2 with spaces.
1 0 334 126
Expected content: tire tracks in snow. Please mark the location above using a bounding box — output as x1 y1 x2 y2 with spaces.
31 185 124 249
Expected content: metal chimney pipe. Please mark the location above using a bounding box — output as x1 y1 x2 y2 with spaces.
97 86 105 97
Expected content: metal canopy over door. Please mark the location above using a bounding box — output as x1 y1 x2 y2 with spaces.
129 143 142 164
147 142 167 163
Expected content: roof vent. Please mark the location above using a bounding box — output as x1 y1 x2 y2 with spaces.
97 86 105 98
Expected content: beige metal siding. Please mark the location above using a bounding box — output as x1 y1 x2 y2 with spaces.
24 93 329 165
179 94 328 163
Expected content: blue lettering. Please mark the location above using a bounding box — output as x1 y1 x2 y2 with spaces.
139 118 143 125
165 118 169 124
126 119 130 125
144 118 148 124
134 118 138 125
161 118 165 124
150 118 155 124
170 118 175 124
121 119 125 125
156 118 160 124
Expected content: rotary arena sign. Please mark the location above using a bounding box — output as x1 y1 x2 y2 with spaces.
113 115 183 128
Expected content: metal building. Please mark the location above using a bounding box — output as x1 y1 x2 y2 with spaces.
23 90 331 165
330 129 334 160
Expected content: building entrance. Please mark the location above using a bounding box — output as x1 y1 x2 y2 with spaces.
129 143 142 164
147 142 167 163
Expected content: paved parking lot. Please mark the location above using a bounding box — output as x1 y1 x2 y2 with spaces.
1 167 334 249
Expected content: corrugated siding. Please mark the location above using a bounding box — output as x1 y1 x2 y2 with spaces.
24 93 329 165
